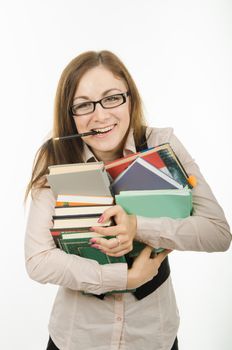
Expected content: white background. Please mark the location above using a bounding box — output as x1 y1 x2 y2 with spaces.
0 0 231 349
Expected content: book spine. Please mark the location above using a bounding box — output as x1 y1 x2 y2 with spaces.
56 201 98 207
158 149 189 187
50 228 91 234
53 218 112 229
56 201 113 207
52 213 101 220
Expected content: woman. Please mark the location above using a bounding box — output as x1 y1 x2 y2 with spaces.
25 50 231 350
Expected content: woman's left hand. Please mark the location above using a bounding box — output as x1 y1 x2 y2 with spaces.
89 205 137 257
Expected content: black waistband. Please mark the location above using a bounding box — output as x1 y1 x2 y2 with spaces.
132 256 170 300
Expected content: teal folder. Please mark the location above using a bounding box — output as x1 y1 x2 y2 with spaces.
115 188 192 256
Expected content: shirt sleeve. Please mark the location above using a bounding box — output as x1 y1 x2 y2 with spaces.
24 188 127 294
135 131 231 252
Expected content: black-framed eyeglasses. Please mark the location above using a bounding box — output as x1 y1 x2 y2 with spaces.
71 91 130 117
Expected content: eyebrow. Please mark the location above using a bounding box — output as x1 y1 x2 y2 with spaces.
73 88 122 102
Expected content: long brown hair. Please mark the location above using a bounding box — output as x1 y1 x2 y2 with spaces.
25 50 146 198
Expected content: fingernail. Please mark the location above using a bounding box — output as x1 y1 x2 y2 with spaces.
91 244 100 249
97 215 104 223
89 238 96 243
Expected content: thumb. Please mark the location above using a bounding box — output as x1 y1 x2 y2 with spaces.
154 249 172 264
135 245 153 259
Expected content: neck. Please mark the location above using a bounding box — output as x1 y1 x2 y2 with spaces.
92 148 123 164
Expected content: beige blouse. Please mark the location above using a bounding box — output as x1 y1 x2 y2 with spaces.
25 127 231 350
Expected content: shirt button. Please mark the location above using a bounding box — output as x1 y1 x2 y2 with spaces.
117 316 122 322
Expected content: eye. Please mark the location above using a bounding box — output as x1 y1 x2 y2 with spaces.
77 102 93 110
103 94 122 106
72 102 93 114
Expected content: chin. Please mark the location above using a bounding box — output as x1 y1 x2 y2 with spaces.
96 144 119 153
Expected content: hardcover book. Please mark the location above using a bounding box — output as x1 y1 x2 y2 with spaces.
115 188 192 256
52 215 112 229
54 205 113 217
48 161 106 175
47 161 112 196
55 194 114 207
51 230 126 264
105 147 171 180
111 157 183 195
157 144 191 188
54 231 134 294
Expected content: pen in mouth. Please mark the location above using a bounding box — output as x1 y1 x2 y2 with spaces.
53 130 100 141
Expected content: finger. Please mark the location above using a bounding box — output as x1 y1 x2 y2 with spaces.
103 236 124 249
154 249 172 264
90 237 115 249
90 235 126 250
91 224 125 237
97 205 124 223
104 237 133 254
134 245 153 260
157 249 172 258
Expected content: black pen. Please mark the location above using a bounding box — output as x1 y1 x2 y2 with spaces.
53 130 99 141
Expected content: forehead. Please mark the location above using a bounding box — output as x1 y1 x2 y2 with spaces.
75 66 127 98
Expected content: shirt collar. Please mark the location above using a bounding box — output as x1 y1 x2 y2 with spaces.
82 128 137 163
82 143 97 163
123 128 137 155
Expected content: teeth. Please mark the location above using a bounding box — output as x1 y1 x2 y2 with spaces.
94 125 114 133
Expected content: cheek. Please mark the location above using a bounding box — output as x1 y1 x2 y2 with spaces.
74 119 86 133
122 111 130 129
118 105 130 123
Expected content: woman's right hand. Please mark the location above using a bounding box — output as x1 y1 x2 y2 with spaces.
126 246 172 290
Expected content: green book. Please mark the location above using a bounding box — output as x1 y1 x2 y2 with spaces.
58 233 126 264
115 188 192 256
57 232 135 294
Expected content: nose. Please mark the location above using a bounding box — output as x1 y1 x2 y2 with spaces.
91 102 110 122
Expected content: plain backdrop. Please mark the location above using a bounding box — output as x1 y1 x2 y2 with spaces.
0 1 231 349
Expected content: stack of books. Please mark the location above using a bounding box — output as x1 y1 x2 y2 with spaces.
104 143 195 255
47 162 126 265
47 143 195 264
105 142 195 189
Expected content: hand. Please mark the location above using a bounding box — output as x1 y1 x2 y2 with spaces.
127 246 172 290
89 205 137 257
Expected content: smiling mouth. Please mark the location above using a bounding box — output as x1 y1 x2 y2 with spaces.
91 124 116 134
